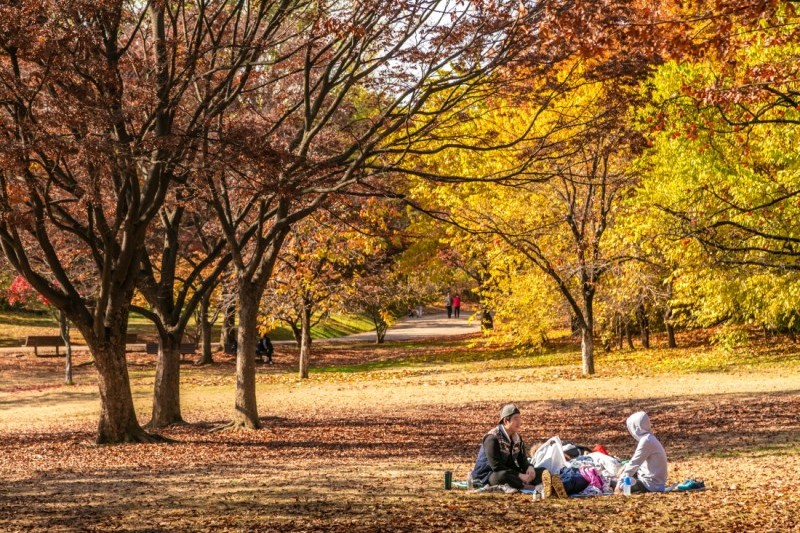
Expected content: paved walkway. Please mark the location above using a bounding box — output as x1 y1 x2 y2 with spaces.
321 311 480 343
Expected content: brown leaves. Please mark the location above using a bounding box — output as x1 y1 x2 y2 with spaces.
1 334 800 530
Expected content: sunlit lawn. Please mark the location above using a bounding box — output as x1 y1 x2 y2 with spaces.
0 331 798 532
0 308 375 347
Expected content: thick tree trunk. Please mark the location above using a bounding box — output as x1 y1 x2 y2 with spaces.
298 304 312 379
637 303 650 349
198 291 214 365
90 333 154 444
149 331 184 428
232 286 260 429
59 310 73 386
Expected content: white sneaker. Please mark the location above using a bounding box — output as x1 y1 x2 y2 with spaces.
499 483 519 494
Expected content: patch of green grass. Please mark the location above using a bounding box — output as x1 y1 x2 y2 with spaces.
311 314 375 339
315 345 523 374
313 334 800 377
0 308 375 347
264 313 375 342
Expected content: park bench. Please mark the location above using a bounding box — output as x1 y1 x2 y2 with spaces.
24 333 138 357
123 334 139 351
145 342 197 356
23 335 65 357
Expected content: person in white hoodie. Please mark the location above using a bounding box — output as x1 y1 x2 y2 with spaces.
615 411 668 494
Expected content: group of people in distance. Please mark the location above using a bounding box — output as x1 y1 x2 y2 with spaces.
471 404 667 498
445 292 461 318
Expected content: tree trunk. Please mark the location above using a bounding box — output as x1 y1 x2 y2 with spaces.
198 291 214 365
581 292 595 376
637 303 650 349
374 314 388 344
581 327 595 376
149 331 184 428
289 322 302 347
624 319 634 349
298 304 312 379
89 332 154 444
666 323 677 348
232 285 260 429
368 307 388 344
59 310 73 386
665 303 677 349
220 296 236 348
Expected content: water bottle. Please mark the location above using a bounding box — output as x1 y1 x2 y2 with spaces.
622 475 632 496
467 475 474 490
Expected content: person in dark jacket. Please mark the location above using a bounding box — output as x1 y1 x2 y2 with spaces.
256 334 274 364
471 404 539 490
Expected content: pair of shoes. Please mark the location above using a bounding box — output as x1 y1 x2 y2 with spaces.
677 479 705 491
541 470 567 499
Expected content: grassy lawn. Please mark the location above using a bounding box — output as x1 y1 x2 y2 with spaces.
0 332 798 532
0 309 376 347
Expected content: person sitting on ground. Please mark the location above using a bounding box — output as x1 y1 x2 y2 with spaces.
256 333 274 364
471 404 539 490
614 411 668 494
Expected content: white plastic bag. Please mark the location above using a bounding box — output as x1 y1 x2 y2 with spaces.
531 436 567 473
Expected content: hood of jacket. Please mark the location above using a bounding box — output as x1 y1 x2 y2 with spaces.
626 411 652 441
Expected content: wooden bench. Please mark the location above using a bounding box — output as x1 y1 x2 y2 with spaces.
23 335 66 357
145 342 197 355
23 333 139 357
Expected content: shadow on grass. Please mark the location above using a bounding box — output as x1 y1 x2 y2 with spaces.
169 390 800 463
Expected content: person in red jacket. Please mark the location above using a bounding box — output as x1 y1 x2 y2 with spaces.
453 294 461 318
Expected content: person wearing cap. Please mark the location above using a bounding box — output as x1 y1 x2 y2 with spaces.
470 404 537 490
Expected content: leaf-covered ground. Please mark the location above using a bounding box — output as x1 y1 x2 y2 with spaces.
0 335 799 532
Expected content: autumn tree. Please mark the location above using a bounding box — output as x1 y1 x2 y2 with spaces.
6 275 77 384
0 0 309 443
266 199 395 378
134 192 233 428
201 0 544 430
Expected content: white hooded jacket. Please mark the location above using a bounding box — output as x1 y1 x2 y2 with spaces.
620 412 668 492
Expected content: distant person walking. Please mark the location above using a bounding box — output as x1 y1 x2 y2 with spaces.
453 294 461 318
445 293 453 318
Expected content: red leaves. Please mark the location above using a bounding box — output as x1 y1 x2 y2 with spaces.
5 275 49 307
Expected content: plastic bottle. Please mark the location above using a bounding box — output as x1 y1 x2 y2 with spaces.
622 475 632 496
